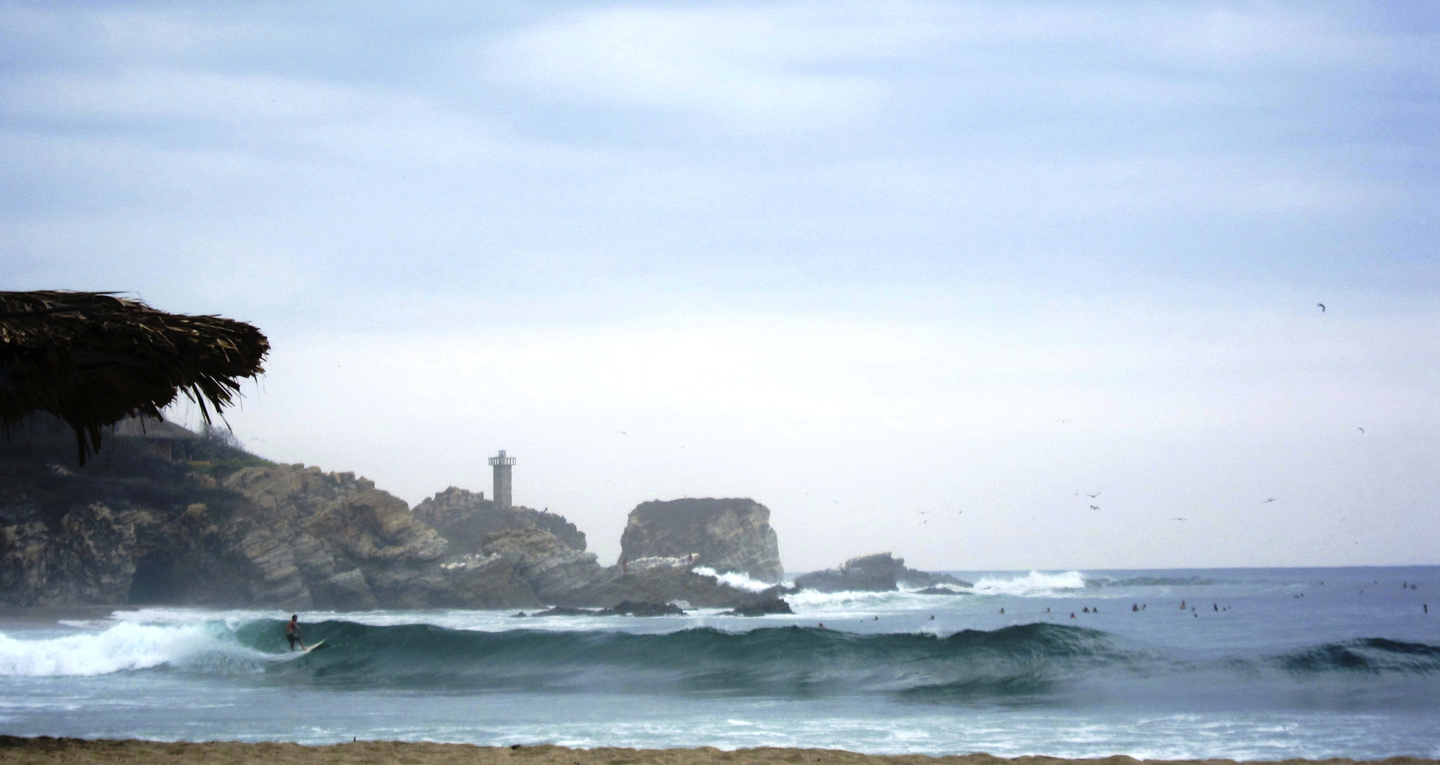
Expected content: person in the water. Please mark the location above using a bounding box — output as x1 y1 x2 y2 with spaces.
286 614 306 651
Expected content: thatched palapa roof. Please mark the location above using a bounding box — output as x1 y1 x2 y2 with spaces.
0 291 268 463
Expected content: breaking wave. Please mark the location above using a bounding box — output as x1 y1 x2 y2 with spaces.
972 571 1088 596
0 622 279 677
692 567 775 593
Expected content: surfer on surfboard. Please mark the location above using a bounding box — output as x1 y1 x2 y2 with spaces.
286 614 306 652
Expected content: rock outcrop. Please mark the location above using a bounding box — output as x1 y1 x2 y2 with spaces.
475 528 605 606
725 597 794 616
221 464 451 609
619 498 783 582
414 487 586 553
791 552 970 593
0 416 791 611
574 555 779 609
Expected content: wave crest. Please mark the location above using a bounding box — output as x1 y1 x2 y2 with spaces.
0 622 277 677
972 571 1088 596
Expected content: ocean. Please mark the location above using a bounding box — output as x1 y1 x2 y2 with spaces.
1 566 1436 759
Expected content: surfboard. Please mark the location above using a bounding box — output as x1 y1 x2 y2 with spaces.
303 639 326 652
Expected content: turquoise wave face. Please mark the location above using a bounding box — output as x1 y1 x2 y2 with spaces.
215 620 1440 704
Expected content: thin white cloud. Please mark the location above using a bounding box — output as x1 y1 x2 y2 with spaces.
4 69 376 126
484 5 893 133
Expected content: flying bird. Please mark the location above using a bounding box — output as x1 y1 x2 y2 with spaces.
1086 492 1101 498
1089 505 1100 511
1172 517 1188 521
1317 303 1326 312
1263 498 1276 503
1357 427 1365 434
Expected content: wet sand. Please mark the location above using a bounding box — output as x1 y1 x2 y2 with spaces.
0 738 1434 765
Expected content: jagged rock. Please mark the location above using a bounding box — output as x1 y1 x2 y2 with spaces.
415 487 586 553
619 498 782 582
238 528 311 608
479 528 607 605
222 464 451 608
439 552 532 608
597 600 686 617
310 568 378 610
792 553 970 593
724 597 793 616
0 417 795 611
0 504 150 606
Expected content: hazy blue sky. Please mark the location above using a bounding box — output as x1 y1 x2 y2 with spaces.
3 1 1438 571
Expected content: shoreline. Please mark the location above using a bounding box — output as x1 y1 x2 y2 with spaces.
0 738 1435 765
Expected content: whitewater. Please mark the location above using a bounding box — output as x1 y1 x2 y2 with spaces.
1 566 1437 759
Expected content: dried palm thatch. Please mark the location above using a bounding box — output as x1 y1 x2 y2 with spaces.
0 291 268 463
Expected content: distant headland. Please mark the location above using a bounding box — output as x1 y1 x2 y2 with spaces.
0 414 966 612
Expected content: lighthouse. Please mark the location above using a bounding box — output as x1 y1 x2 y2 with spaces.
489 449 516 510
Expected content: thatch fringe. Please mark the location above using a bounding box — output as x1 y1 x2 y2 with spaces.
0 291 269 463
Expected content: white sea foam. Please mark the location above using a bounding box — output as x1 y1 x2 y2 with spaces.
0 622 273 677
972 570 1088 596
692 567 774 593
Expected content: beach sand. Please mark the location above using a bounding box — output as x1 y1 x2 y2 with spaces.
0 738 1434 765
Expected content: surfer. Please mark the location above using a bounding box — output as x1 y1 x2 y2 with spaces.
286 614 306 651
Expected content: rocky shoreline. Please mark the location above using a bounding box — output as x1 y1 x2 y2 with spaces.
0 415 965 611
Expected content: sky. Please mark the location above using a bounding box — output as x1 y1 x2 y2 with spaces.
2 1 1438 572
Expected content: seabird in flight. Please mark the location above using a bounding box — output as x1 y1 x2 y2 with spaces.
1317 303 1326 312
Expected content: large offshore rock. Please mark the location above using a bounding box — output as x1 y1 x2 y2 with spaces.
791 552 970 593
618 498 783 582
414 487 586 553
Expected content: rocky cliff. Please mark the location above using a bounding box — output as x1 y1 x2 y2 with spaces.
619 498 783 582
0 416 782 611
413 487 586 553
790 552 970 593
